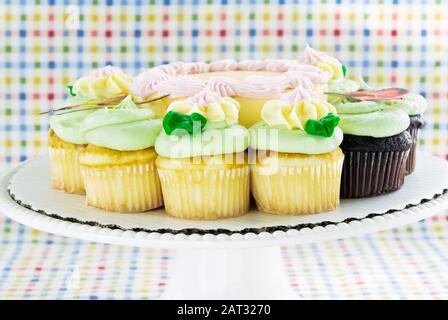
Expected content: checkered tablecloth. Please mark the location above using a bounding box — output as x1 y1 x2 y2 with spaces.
1 1 448 300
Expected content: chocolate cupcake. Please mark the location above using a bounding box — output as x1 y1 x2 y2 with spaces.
385 93 428 174
334 100 411 198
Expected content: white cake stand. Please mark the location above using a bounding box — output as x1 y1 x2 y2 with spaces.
1 152 448 299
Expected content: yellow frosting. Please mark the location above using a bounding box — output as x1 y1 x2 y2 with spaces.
314 58 344 81
261 97 337 130
73 70 133 99
167 96 240 124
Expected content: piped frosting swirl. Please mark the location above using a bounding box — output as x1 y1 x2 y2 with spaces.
261 86 337 130
131 58 333 100
167 88 240 124
73 66 133 99
298 45 344 81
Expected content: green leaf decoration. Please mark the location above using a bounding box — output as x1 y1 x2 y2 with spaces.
305 113 340 137
342 64 347 77
67 85 76 97
163 111 207 135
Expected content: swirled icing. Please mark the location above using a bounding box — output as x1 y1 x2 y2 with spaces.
385 93 428 116
131 58 332 99
298 45 344 81
206 77 237 97
167 89 240 124
261 86 337 130
155 75 205 97
335 100 410 137
249 86 342 154
249 122 343 155
131 67 173 99
80 96 161 151
50 96 98 145
288 64 331 85
72 66 133 99
159 89 248 158
209 59 239 72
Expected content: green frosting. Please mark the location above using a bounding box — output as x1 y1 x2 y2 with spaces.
327 79 360 104
327 79 360 94
336 102 410 137
79 96 162 151
249 121 343 154
334 100 383 114
49 96 98 145
155 124 249 158
385 93 428 116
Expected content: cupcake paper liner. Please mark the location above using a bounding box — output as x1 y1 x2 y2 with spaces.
157 156 250 220
81 161 163 213
341 150 409 199
250 149 344 215
48 146 85 195
406 124 420 175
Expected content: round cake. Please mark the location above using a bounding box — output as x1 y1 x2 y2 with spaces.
130 46 343 127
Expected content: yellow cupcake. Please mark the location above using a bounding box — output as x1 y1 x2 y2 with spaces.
76 95 163 213
79 145 163 212
48 66 134 195
249 86 344 215
250 149 344 215
156 153 250 220
47 129 86 195
155 93 251 220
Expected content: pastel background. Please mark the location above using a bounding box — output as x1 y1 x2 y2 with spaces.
1 0 448 299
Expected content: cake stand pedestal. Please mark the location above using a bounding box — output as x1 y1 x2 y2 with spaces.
160 246 297 300
1 152 448 299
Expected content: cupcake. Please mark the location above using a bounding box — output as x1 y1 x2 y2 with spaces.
48 66 133 194
326 73 427 175
385 93 428 174
249 86 344 215
334 99 412 198
155 89 250 220
78 96 163 212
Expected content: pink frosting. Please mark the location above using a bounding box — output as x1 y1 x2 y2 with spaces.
298 45 331 65
280 85 314 105
161 62 188 75
283 71 314 90
245 74 290 91
208 59 239 72
89 65 123 78
185 88 222 106
237 60 267 71
184 62 210 74
206 77 237 97
155 75 206 97
263 59 297 72
131 53 334 100
289 64 331 84
131 67 174 99
206 76 282 98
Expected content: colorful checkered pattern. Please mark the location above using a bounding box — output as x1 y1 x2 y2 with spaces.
1 213 448 300
1 1 448 299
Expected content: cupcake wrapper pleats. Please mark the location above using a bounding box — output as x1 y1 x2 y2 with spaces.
341 150 409 199
81 162 163 213
406 125 420 175
48 147 85 195
157 162 250 220
250 151 344 215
